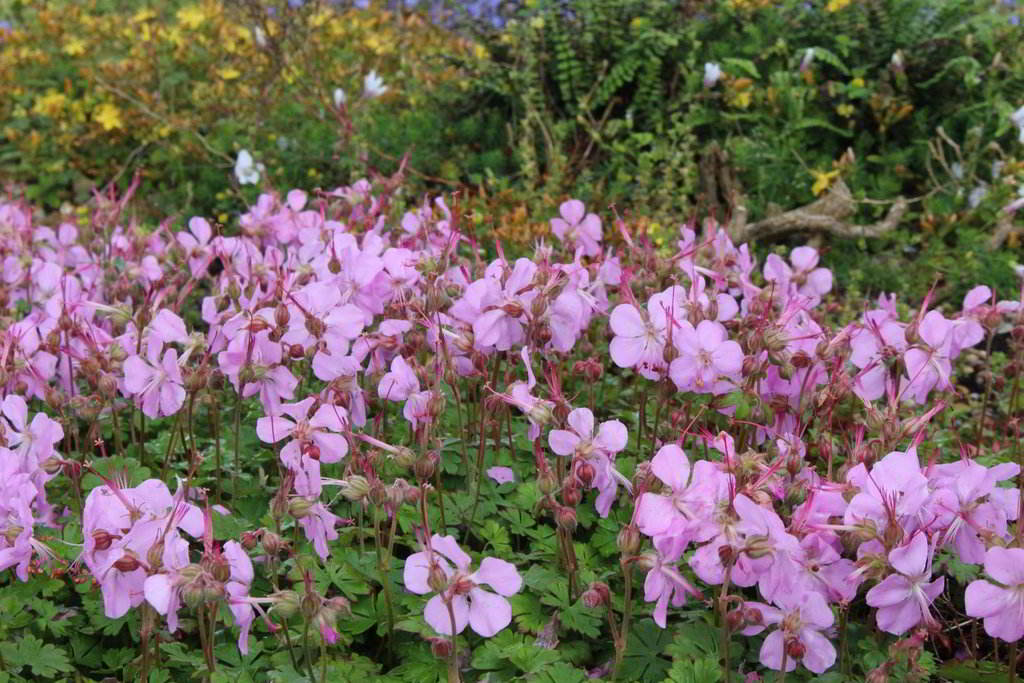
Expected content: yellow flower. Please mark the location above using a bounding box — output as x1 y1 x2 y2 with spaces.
177 4 208 30
826 0 853 11
32 91 68 117
62 38 87 56
94 103 123 130
133 8 157 23
850 77 865 89
836 103 854 118
810 169 840 196
217 66 241 80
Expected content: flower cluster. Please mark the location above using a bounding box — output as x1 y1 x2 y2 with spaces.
1 178 1023 678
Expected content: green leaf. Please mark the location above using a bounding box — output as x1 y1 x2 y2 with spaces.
0 634 74 678
620 619 673 682
722 58 760 79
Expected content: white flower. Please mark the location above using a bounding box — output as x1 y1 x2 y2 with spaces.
234 149 264 186
800 48 815 72
253 26 267 48
703 62 722 89
333 87 346 108
363 71 388 99
1012 105 1024 143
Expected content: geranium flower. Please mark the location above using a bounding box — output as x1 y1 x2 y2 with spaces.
668 319 743 394
965 547 1024 642
865 532 944 634
741 591 836 674
123 341 186 419
403 534 522 637
549 200 601 257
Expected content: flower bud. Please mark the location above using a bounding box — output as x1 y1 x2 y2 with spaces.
581 582 610 608
262 531 286 556
428 636 452 658
272 590 301 619
576 462 596 487
147 541 165 571
241 530 261 550
617 525 641 555
275 304 291 328
41 456 63 475
427 562 450 592
725 608 745 633
289 497 314 519
744 535 775 559
414 454 437 480
112 551 142 573
340 475 370 502
562 481 582 506
98 373 119 398
555 505 577 533
784 637 806 661
91 529 117 551
743 606 763 626
537 468 558 496
326 596 352 619
394 446 418 469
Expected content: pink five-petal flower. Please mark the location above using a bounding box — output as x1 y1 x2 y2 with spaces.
177 216 214 277
965 547 1024 642
256 398 348 497
635 444 724 543
741 591 836 674
608 303 666 379
865 532 944 635
404 534 522 638
378 355 420 401
548 407 627 458
549 199 601 257
669 320 743 394
124 341 186 418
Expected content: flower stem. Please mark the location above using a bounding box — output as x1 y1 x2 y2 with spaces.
612 560 634 680
445 599 462 683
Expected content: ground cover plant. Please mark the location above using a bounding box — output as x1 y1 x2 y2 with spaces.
2 175 1024 682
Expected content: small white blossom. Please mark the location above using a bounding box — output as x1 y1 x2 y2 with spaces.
333 87 346 108
234 149 264 186
363 71 388 99
703 62 722 89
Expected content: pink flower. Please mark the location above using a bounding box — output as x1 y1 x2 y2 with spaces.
403 534 522 637
378 355 419 401
635 445 726 544
123 341 186 418
901 310 953 403
549 407 630 516
865 533 944 634
741 591 836 674
668 319 743 394
177 217 214 277
549 199 602 257
548 408 627 459
763 246 832 307
486 467 516 485
256 397 349 497
642 535 702 627
965 547 1024 642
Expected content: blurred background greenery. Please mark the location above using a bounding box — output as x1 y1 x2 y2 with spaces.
2 0 1023 302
